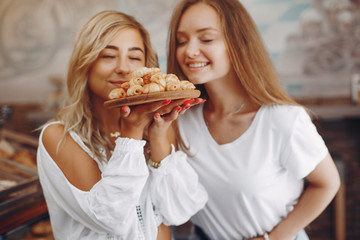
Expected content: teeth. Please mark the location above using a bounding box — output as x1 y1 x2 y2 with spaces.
188 62 207 68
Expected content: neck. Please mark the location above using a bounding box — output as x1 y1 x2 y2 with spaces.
92 96 121 133
204 79 247 116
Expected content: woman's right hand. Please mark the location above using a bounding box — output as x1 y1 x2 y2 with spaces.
119 100 173 140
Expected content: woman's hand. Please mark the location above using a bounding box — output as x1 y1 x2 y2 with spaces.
148 98 204 163
119 99 173 140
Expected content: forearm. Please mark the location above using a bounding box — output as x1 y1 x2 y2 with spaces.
149 121 177 164
269 182 339 240
149 133 172 163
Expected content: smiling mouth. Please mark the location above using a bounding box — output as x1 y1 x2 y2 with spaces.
111 81 127 87
188 62 208 68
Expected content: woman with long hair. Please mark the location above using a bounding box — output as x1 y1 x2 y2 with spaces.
166 0 340 239
37 10 207 240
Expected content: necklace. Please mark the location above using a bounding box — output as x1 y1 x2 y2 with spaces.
205 98 247 126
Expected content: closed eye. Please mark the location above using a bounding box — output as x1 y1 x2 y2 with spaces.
101 55 116 58
202 39 214 43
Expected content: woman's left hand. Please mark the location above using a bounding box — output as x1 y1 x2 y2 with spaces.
148 97 204 163
148 97 204 140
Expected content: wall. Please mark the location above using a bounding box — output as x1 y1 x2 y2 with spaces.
2 0 359 104
0 0 177 104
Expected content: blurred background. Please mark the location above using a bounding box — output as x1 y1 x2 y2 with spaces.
0 0 359 239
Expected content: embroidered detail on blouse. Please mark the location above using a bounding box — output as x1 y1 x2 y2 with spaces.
136 205 146 240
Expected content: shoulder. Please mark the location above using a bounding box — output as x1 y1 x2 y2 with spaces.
262 104 307 122
41 122 65 147
259 104 310 132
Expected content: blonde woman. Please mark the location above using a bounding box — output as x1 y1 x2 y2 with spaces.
37 10 207 240
166 0 340 239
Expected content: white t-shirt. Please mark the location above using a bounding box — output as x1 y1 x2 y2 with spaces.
178 104 328 240
37 121 208 240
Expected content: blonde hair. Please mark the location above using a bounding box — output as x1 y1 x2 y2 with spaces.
54 10 158 161
167 0 298 106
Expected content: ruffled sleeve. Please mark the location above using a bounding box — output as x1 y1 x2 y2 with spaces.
82 137 149 233
281 108 328 179
38 134 149 237
148 146 208 226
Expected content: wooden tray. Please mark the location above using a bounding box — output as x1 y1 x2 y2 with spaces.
104 90 201 108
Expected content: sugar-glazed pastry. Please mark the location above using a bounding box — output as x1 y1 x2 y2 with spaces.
127 85 144 96
165 74 180 84
180 80 196 90
109 88 126 99
143 83 163 94
130 77 144 86
150 72 166 88
166 81 181 91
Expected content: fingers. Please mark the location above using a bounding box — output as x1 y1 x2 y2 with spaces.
120 106 130 118
122 97 206 120
153 106 182 126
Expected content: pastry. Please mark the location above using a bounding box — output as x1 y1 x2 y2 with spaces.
12 149 37 168
108 88 126 99
165 74 180 84
107 67 197 100
143 83 163 93
180 80 196 90
166 82 181 91
129 77 144 86
127 85 144 96
120 82 130 90
149 72 166 88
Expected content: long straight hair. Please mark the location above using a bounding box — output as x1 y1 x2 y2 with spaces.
167 0 299 106
167 0 303 151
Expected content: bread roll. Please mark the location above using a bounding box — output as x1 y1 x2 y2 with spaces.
108 88 126 99
129 77 144 86
127 85 144 96
120 82 130 90
180 80 196 90
165 74 180 84
166 82 181 91
143 83 163 94
150 73 166 87
12 149 37 168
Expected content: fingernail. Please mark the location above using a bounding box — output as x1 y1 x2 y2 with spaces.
183 99 195 105
154 113 160 119
121 106 127 113
162 100 171 105
184 104 191 109
200 99 206 104
177 106 182 113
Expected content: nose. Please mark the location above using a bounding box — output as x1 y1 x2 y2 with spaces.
185 40 200 58
115 59 131 75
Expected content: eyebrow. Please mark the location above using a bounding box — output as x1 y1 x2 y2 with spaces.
105 45 144 53
177 27 219 34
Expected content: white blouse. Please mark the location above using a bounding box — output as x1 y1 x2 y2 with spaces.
37 122 208 239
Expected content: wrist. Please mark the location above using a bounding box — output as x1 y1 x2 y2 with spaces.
148 158 161 168
263 232 270 240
